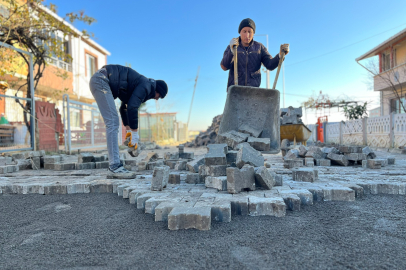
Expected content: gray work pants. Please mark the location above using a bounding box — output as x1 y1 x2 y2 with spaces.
89 71 121 170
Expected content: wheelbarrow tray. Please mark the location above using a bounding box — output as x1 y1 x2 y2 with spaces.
218 85 280 154
280 123 312 144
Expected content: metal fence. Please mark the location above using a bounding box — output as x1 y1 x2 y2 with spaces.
62 94 122 153
0 42 35 153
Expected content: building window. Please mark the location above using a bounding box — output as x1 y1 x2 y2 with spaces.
86 53 97 77
382 53 390 72
390 97 406 114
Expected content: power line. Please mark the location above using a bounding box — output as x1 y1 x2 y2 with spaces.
286 22 406 67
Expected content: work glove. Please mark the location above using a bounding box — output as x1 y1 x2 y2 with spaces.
128 130 139 150
123 131 131 146
280 44 290 57
229 38 239 54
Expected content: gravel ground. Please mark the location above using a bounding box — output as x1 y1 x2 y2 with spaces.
0 193 405 270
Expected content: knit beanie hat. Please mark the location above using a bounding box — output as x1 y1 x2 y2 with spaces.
155 80 168 98
238 18 256 33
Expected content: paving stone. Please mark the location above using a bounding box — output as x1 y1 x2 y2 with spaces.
248 196 286 217
321 186 355 201
23 151 41 159
44 185 68 195
339 183 364 198
78 153 95 163
292 168 318 182
264 162 272 168
137 193 160 209
236 143 264 169
168 207 211 230
44 155 63 164
129 189 151 204
205 144 228 166
226 166 255 194
169 172 181 184
226 151 238 165
247 137 270 151
362 160 368 168
11 153 25 160
284 149 299 160
205 176 227 191
327 152 349 166
164 152 179 160
17 159 31 170
305 158 314 167
217 130 249 149
201 165 227 177
185 173 201 184
377 182 400 194
367 159 386 169
93 155 108 162
151 166 170 191
283 159 303 169
67 183 91 194
186 156 205 173
281 194 301 211
315 159 331 166
286 189 313 205
145 196 179 214
147 160 165 170
238 123 262 138
163 160 176 169
95 161 109 169
298 145 308 157
174 160 187 170
367 152 377 159
254 166 275 190
179 152 194 159
321 147 339 155
230 196 249 215
387 157 395 165
53 163 76 171
195 200 231 222
29 157 41 170
272 172 283 186
305 146 324 160
123 159 137 166
362 146 372 155
75 162 95 170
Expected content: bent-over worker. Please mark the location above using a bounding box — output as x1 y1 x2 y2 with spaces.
220 18 290 89
89 65 168 177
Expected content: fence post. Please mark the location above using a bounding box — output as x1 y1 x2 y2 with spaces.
362 117 368 145
339 121 343 145
390 112 395 148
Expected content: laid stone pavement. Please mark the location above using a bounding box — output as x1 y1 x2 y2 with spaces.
1 147 405 230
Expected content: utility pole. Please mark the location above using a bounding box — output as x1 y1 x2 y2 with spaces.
187 66 200 127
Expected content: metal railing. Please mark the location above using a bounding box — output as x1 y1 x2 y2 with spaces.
62 94 122 153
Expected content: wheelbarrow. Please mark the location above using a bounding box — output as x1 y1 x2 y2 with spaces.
280 123 312 146
217 48 287 154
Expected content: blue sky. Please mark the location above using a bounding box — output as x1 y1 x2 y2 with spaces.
51 0 406 129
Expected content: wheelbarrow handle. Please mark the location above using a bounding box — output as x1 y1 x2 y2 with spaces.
272 51 285 89
234 45 238 85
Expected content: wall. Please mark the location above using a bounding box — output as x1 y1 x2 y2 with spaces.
322 114 406 148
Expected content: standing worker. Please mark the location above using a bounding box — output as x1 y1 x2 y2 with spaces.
89 65 168 177
220 18 290 89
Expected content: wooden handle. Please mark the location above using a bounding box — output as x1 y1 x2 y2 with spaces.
234 46 238 85
272 51 285 89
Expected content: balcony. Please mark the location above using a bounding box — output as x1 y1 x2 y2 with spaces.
374 62 406 92
47 57 72 72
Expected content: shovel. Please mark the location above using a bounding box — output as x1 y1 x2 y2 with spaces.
272 50 286 89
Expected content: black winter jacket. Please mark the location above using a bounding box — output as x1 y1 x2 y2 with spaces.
104 65 156 129
220 38 280 89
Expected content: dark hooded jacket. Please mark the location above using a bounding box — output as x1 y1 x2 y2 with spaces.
220 37 280 89
104 65 156 129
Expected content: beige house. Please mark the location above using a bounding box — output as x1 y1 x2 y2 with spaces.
356 28 406 116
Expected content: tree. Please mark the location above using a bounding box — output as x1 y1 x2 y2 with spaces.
343 102 368 120
0 0 96 135
363 57 406 113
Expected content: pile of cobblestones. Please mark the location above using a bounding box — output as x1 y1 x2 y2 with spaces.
186 115 222 147
283 145 395 170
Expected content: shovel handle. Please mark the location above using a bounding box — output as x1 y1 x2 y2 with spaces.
272 51 285 89
233 45 238 85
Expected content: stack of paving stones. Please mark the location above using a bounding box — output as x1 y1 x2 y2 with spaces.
217 128 271 152
0 150 47 173
186 114 222 147
282 144 394 170
280 106 303 125
2 145 404 231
